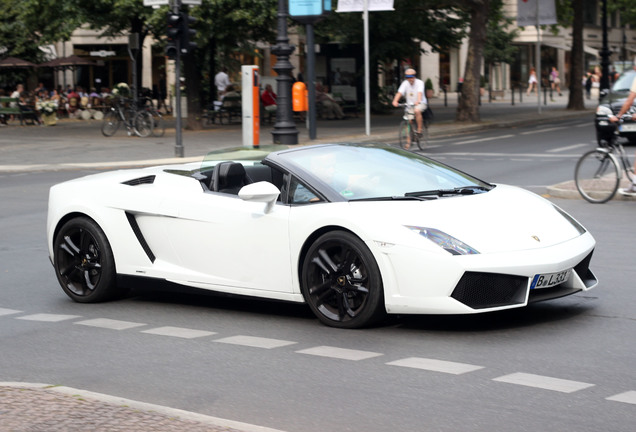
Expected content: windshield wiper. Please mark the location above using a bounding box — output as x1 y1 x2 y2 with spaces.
350 195 436 202
405 186 491 197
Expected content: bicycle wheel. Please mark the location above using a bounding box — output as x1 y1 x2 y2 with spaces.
101 110 120 137
574 149 620 203
151 112 165 137
399 120 412 150
133 111 153 138
417 119 430 151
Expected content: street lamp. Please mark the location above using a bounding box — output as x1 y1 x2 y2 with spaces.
271 0 299 145
600 0 611 97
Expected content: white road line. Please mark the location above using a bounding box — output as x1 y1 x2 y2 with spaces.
493 372 594 393
141 326 216 339
75 318 146 330
453 134 515 145
547 143 589 153
520 126 567 135
296 346 383 361
214 335 296 349
16 313 81 322
606 391 636 405
575 123 592 127
386 357 484 375
435 152 581 158
0 308 22 316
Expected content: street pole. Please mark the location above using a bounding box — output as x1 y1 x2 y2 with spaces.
536 0 541 114
271 0 299 145
173 0 184 157
600 0 611 97
306 23 317 140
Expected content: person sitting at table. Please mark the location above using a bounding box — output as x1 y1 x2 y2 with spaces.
261 84 277 113
316 83 345 120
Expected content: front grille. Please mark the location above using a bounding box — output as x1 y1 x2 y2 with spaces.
451 272 527 309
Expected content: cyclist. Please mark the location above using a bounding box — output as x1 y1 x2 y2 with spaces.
392 68 427 148
609 58 636 196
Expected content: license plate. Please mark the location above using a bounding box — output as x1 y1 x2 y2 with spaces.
530 270 570 289
619 123 636 132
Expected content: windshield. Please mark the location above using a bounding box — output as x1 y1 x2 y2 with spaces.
276 144 492 200
612 69 636 92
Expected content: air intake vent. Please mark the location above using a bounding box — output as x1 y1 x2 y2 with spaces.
122 175 155 186
451 272 527 309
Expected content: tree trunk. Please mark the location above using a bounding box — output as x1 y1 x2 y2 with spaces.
456 0 490 122
567 0 585 110
184 51 203 130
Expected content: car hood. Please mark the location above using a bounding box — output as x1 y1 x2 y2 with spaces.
353 185 585 254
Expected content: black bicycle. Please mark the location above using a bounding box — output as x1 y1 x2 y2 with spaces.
101 97 153 138
398 103 429 151
575 117 635 203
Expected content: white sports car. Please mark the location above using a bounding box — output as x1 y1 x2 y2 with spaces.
47 143 598 328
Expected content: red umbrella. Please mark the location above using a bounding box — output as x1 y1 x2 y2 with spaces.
0 56 37 68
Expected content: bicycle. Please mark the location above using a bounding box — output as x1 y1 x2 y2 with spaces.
138 96 166 137
101 97 153 138
398 103 429 151
574 117 635 203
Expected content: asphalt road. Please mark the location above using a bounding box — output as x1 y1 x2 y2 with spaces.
1 118 636 431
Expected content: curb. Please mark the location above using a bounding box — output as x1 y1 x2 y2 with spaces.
0 382 287 432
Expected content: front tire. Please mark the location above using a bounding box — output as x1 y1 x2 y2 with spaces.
574 149 620 203
53 217 120 303
301 231 385 328
101 110 120 137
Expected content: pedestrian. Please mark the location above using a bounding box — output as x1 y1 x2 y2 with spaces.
527 68 538 95
584 73 592 99
609 58 636 196
550 67 561 96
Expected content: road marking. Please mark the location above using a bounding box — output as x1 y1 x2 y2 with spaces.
386 357 484 375
575 123 592 127
434 152 580 158
75 318 146 330
547 143 589 153
493 372 594 393
520 126 567 135
16 313 81 322
0 308 22 316
606 391 636 405
452 134 515 145
141 326 216 339
214 335 296 349
296 346 382 361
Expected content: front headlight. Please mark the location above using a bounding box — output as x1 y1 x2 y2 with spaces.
406 226 479 255
596 105 613 116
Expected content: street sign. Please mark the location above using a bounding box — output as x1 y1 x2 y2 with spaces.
336 0 393 12
143 0 169 6
182 0 202 4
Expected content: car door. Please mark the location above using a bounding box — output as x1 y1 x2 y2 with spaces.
159 191 293 294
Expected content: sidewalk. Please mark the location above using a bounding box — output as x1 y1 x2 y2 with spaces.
0 90 594 173
0 91 602 432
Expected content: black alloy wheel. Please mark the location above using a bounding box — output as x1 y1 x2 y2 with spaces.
301 231 385 328
53 217 120 303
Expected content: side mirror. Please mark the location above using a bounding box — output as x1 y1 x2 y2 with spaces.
238 181 280 213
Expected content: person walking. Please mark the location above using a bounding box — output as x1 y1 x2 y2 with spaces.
527 68 538 95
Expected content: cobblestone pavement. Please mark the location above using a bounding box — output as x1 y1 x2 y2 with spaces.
0 384 282 432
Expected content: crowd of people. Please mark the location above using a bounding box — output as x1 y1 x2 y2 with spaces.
0 82 113 124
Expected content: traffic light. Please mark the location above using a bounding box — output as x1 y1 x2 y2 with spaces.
180 12 197 55
165 12 182 59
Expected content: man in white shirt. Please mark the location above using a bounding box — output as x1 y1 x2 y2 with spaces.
392 68 427 141
214 68 230 98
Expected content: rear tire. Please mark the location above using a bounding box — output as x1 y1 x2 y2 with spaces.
101 111 120 137
53 217 121 303
574 149 620 203
134 111 153 138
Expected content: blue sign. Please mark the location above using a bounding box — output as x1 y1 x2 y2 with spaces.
289 0 323 17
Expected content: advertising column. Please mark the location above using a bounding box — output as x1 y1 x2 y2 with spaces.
242 65 260 148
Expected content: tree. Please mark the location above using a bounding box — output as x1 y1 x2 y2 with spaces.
456 0 491 122
565 0 585 110
483 0 519 86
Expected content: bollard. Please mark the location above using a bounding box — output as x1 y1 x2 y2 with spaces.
511 86 515 105
519 86 523 103
543 86 547 105
443 88 447 107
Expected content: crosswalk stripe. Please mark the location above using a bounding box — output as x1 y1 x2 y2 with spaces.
493 372 594 393
386 357 484 375
74 318 146 330
0 308 22 316
141 326 216 339
606 391 636 405
16 313 80 322
214 335 296 349
296 346 382 361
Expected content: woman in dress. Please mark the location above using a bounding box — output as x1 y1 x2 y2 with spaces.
527 68 538 95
